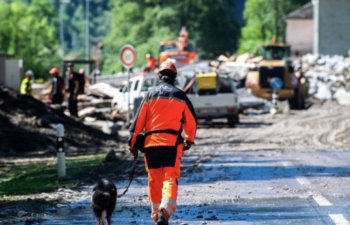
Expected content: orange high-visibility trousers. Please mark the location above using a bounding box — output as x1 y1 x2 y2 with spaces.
146 144 183 222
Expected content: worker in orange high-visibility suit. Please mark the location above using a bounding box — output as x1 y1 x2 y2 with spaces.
129 59 197 225
146 53 157 71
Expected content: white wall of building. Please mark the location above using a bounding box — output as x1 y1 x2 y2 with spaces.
0 56 22 91
286 19 314 55
5 59 22 91
314 0 350 55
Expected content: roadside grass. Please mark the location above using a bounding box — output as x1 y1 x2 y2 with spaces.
0 154 105 196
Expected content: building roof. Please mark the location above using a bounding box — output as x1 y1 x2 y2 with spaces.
286 2 313 20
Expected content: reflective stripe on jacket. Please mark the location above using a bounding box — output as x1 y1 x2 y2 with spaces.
129 80 197 148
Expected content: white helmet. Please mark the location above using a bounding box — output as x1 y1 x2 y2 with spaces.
25 70 34 77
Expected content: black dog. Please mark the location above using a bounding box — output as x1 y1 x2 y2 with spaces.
92 179 117 225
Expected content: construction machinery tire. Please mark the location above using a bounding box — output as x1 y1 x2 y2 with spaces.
289 81 307 110
227 114 239 128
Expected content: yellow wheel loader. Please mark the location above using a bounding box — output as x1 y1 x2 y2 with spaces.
245 44 308 109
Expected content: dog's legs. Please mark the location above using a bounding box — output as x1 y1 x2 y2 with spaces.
107 211 113 225
101 210 107 225
98 217 105 225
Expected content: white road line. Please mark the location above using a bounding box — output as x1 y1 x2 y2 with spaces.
312 194 333 206
282 161 292 167
283 161 311 186
329 214 350 225
283 161 350 225
282 161 331 206
296 177 311 186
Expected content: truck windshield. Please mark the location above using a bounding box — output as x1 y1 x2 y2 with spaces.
159 43 177 52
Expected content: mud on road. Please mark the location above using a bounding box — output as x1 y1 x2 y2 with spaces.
2 101 350 224
215 100 350 151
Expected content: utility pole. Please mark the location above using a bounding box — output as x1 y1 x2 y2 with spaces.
85 0 90 60
59 2 64 60
59 0 70 75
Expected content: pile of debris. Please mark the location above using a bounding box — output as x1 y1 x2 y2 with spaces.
35 81 127 134
209 53 256 82
297 54 350 105
77 83 125 133
0 85 119 157
211 53 350 105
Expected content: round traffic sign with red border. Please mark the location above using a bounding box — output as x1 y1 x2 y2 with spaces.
119 44 136 69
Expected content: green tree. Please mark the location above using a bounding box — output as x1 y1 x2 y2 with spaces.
0 0 59 78
179 0 239 59
103 0 240 74
239 0 309 54
60 0 110 60
103 1 177 73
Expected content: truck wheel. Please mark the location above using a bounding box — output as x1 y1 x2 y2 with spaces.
227 116 237 128
235 113 240 124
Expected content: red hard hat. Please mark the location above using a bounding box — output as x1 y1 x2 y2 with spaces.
49 67 60 75
159 59 177 76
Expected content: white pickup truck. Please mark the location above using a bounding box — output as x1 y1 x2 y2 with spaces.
112 74 184 116
180 71 240 127
112 74 157 115
112 71 240 127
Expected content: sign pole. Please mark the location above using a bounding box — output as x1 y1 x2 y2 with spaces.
56 124 66 178
127 68 131 125
119 44 136 126
269 77 283 115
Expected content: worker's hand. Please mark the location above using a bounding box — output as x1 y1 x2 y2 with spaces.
184 141 193 151
132 149 138 159
129 146 138 159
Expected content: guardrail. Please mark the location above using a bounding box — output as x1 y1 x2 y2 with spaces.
93 72 135 86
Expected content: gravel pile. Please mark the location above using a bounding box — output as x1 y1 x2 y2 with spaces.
297 54 350 105
213 53 350 105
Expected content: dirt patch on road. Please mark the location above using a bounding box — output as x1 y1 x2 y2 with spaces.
195 100 350 152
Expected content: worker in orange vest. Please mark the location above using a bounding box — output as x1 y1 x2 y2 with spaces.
48 67 65 105
177 26 189 50
146 53 157 72
129 59 197 225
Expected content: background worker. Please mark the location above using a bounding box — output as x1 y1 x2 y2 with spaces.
128 59 197 225
67 63 80 117
145 53 157 72
78 67 86 93
20 70 34 96
177 26 189 50
48 67 65 105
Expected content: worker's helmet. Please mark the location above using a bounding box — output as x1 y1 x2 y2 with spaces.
25 70 34 77
49 67 60 75
79 68 85 74
159 59 177 76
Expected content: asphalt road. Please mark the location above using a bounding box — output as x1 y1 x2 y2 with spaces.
7 101 350 225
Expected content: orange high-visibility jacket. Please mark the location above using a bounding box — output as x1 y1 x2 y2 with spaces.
147 56 157 71
129 81 197 150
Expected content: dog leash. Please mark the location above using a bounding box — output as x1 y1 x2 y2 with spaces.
117 153 138 198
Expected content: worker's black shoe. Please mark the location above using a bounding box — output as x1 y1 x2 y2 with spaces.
156 210 169 225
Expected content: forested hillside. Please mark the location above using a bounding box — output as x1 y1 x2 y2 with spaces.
0 0 309 77
239 0 310 53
